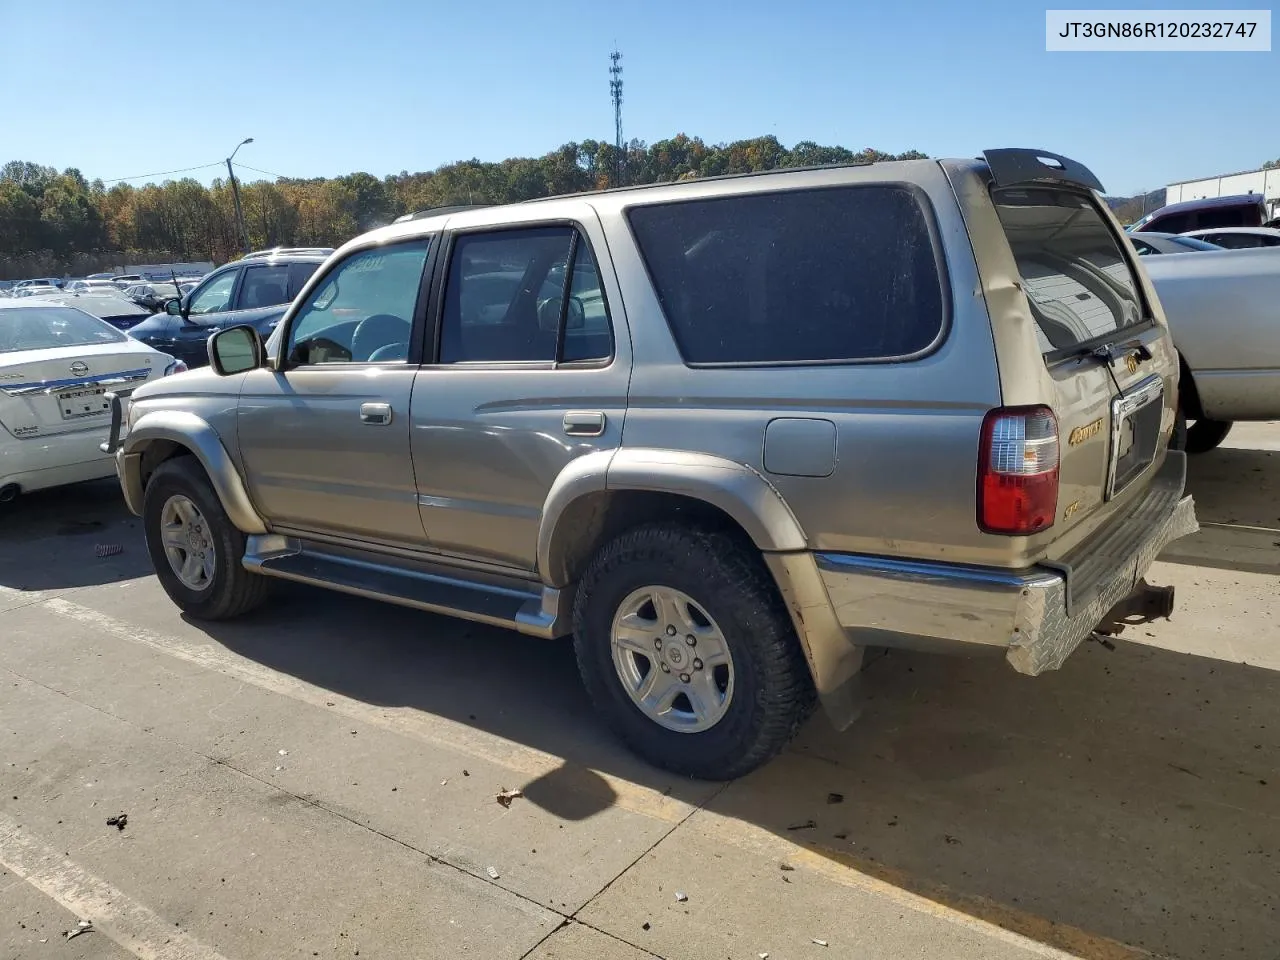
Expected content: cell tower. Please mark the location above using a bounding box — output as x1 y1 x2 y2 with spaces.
609 48 624 186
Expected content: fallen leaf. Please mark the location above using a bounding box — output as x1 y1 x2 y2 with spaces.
495 788 523 809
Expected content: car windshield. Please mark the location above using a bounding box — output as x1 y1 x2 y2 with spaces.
0 305 128 352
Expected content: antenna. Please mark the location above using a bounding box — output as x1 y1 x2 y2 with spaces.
609 48 624 186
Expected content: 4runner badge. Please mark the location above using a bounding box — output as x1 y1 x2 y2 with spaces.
1068 417 1103 446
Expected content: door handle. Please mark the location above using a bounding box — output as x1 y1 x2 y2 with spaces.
360 402 393 425
563 410 606 437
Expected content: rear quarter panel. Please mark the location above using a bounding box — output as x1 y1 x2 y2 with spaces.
594 163 1012 566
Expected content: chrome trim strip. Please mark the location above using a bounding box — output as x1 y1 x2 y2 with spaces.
815 552 1058 588
0 367 152 396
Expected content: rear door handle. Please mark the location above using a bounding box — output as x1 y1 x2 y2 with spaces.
563 410 605 437
360 402 393 425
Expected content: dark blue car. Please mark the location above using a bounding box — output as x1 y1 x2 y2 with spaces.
127 248 330 369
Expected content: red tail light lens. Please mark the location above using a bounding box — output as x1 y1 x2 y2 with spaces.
978 406 1059 535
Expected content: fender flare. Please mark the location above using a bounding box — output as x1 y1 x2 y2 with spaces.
536 447 808 588
120 411 267 534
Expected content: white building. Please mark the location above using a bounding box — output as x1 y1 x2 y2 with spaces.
1165 166 1280 219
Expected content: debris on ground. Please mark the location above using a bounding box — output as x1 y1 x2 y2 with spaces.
786 820 817 831
440 779 448 786
94 544 123 558
463 770 470 777
759 953 770 958
495 788 523 808
944 834 961 845
274 766 283 772
486 866 500 880
833 832 849 840
674 891 688 902
65 921 92 940
278 749 288 756
105 813 127 831
642 922 651 931
812 938 829 947
779 863 795 872
826 793 844 804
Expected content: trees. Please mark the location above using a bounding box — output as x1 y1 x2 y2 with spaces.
1 135 929 275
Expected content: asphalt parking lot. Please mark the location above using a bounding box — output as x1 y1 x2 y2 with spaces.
2 426 1277 960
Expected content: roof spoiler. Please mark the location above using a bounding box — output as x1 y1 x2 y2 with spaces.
981 148 1104 193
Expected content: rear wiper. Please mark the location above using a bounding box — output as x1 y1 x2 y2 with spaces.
1064 339 1154 398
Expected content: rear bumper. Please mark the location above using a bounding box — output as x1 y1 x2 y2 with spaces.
813 452 1199 675
0 428 116 493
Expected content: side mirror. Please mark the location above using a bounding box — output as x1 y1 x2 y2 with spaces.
208 325 264 376
164 298 182 317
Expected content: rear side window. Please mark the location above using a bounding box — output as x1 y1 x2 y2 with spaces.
288 261 320 298
627 185 944 364
992 187 1144 355
237 264 290 310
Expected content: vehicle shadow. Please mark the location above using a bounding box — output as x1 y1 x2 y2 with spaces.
0 479 152 592
192 585 1280 960
1162 444 1279 576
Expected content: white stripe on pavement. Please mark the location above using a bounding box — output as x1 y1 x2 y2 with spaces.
0 812 232 960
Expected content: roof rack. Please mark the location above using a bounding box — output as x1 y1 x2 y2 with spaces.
242 247 334 260
393 203 493 223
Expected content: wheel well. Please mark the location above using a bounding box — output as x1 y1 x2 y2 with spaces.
547 490 758 587
138 440 197 490
1177 354 1205 421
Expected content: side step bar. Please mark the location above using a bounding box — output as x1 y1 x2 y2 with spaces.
242 535 571 638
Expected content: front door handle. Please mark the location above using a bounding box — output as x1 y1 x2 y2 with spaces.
563 410 605 437
360 402 393 425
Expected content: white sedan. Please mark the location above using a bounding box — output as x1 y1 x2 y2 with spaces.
0 299 187 502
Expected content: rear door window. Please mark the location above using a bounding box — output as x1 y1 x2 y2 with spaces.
237 264 291 310
627 185 944 364
992 186 1144 356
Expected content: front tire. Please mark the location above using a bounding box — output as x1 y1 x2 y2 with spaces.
142 456 269 620
572 523 815 780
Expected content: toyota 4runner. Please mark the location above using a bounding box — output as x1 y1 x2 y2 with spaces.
104 149 1199 780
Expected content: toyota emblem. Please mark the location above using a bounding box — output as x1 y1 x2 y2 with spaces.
70 361 89 375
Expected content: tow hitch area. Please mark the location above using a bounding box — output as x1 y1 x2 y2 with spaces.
1092 578 1176 648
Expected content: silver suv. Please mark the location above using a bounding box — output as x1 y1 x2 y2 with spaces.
105 149 1198 780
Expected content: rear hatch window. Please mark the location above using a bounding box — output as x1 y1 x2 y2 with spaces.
992 187 1145 357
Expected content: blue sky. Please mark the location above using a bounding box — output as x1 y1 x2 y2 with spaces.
1 0 1275 195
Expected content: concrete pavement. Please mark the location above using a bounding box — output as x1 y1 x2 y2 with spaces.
2 427 1277 960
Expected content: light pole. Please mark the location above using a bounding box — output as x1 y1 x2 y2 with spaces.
226 137 253 257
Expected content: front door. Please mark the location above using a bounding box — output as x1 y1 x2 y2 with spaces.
410 218 630 570
236 239 433 547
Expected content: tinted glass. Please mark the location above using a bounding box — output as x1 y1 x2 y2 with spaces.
1204 233 1262 249
1168 236 1224 251
628 186 943 364
238 264 291 309
287 241 428 364
440 227 573 363
992 186 1143 355
188 270 238 315
0 306 127 352
287 261 321 299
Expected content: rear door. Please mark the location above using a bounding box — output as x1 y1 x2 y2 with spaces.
989 185 1176 552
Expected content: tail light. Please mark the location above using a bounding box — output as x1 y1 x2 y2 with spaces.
163 359 188 376
978 406 1059 535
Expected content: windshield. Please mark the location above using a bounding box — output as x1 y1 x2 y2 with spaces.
0 305 128 353
992 186 1145 356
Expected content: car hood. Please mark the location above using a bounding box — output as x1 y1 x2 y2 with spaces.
130 364 243 402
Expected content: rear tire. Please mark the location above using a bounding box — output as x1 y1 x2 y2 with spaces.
572 522 816 781
1183 418 1233 455
142 456 270 620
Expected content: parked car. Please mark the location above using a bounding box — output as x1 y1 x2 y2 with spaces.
1130 193 1268 234
32 291 154 331
67 279 130 295
0 300 184 502
1139 245 1280 453
110 274 144 288
1181 226 1280 250
13 284 61 299
85 272 116 281
107 149 1198 779
13 278 64 291
123 282 185 312
126 250 325 368
1128 232 1226 256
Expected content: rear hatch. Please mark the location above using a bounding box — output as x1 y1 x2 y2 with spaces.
0 314 160 439
989 183 1178 560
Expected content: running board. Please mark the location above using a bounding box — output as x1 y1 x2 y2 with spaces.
242 535 571 638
